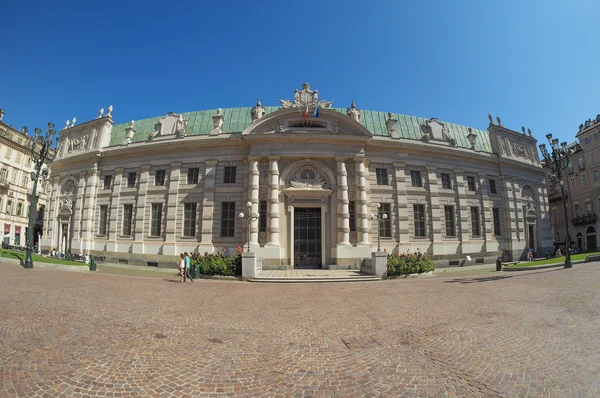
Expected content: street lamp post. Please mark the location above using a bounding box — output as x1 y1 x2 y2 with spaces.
539 134 572 269
370 202 388 252
24 122 59 269
238 201 258 253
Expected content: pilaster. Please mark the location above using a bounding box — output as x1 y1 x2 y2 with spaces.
106 168 123 252
426 166 441 253
478 173 493 252
71 172 88 252
393 162 409 246
163 163 181 255
248 157 260 248
81 165 99 253
132 165 151 253
200 160 217 250
356 158 370 245
455 169 469 251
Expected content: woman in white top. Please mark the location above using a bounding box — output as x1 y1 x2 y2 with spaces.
178 253 185 282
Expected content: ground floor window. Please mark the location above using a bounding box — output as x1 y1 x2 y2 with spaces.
471 207 480 236
444 205 455 237
380 203 391 237
259 201 267 232
151 204 162 236
221 202 235 237
99 205 108 236
413 204 426 237
349 201 356 232
493 208 501 235
183 203 197 237
122 204 133 236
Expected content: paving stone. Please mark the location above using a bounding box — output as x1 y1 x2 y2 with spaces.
1 263 600 396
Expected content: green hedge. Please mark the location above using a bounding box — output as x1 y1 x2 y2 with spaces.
190 247 242 276
387 251 435 275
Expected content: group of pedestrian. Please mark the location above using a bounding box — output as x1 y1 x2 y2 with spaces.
179 252 193 283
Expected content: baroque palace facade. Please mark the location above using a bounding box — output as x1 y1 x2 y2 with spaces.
42 84 551 268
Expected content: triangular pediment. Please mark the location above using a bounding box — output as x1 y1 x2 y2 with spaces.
242 108 372 138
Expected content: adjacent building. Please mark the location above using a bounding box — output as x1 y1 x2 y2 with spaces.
0 109 48 248
41 83 552 268
547 115 600 253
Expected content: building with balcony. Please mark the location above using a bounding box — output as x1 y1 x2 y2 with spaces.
547 115 600 252
42 83 551 268
0 109 48 248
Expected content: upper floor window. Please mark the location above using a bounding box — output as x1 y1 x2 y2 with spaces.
224 166 237 184
582 173 588 187
376 168 388 185
103 175 112 190
155 170 166 186
595 133 599 140
187 167 199 184
594 170 599 182
489 179 497 194
410 170 422 187
585 137 591 145
570 176 576 189
5 147 12 159
127 172 136 188
441 173 452 189
467 176 476 191
578 158 585 170
590 151 596 165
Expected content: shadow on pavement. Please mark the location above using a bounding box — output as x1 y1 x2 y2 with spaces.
444 267 565 284
164 279 183 283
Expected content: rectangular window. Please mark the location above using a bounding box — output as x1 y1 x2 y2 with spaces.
444 205 455 237
586 137 591 144
411 170 422 187
151 204 162 236
6 200 12 214
594 169 599 182
467 176 476 191
591 152 596 165
379 203 391 237
15 152 22 163
187 167 199 184
574 203 580 216
493 208 501 235
259 200 267 232
127 172 136 188
10 169 16 184
183 203 197 237
570 176 576 189
99 205 108 235
5 147 12 159
489 179 497 194
103 175 112 190
155 170 166 186
471 207 480 236
349 201 356 232
595 133 599 140
586 201 592 214
582 173 588 187
224 166 237 184
376 168 388 185
16 202 23 217
21 174 28 188
413 204 426 237
220 202 235 237
441 173 452 189
122 204 133 236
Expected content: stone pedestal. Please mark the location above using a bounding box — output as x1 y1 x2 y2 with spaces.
371 251 388 278
242 252 259 281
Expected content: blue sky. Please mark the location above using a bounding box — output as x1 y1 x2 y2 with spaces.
2 0 598 146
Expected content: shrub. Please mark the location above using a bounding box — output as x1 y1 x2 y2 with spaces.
190 246 244 276
387 250 435 276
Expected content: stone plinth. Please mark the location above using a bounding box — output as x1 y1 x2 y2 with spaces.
242 252 258 281
371 251 388 278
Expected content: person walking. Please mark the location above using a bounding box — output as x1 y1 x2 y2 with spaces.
178 253 185 283
183 252 193 283
527 249 533 262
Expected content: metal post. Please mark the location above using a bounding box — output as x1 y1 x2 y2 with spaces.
560 182 572 268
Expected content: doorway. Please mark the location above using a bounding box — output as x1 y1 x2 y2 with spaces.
294 208 322 269
528 224 535 253
586 226 596 252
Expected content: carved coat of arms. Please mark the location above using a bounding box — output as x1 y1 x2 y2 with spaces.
279 82 333 109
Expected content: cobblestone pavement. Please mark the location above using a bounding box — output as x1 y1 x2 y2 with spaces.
1 263 600 397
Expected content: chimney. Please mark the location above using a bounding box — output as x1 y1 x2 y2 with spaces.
0 109 4 121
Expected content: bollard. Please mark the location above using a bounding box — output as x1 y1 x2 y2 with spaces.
89 256 97 272
193 264 199 279
496 257 502 272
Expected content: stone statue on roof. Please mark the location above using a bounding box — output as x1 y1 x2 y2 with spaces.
279 82 333 109
251 99 266 122
347 101 361 122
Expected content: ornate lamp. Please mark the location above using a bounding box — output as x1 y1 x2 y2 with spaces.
539 133 572 268
238 201 258 253
370 202 388 252
24 122 60 269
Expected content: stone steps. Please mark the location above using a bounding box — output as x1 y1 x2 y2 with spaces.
248 275 380 283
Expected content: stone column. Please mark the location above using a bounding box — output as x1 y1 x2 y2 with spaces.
336 157 350 245
200 160 217 250
266 157 280 247
81 165 99 254
393 163 409 247
478 173 493 252
106 168 123 252
248 157 260 247
44 176 62 249
356 158 370 245
164 163 182 255
132 165 151 254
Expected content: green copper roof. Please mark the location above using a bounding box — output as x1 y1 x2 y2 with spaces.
109 107 492 152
